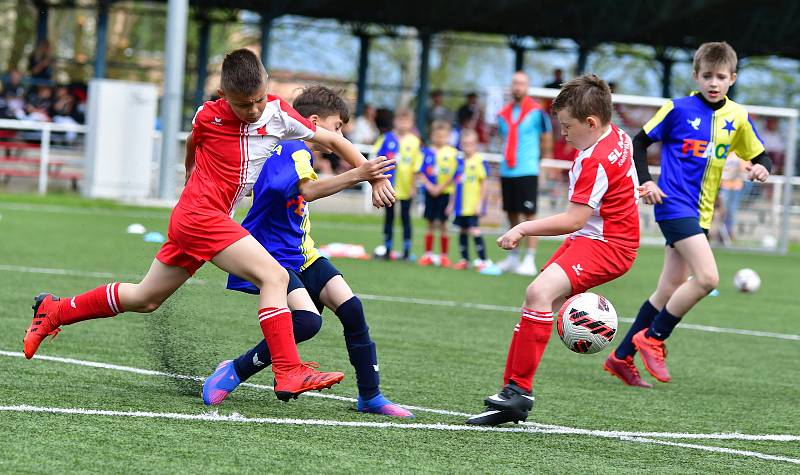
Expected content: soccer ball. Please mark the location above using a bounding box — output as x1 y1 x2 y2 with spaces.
733 268 761 293
556 292 618 354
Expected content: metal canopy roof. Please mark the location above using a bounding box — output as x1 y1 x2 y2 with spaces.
183 0 800 58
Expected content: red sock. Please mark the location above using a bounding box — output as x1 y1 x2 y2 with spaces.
58 283 123 325
509 308 554 392
424 233 433 253
258 307 301 372
502 322 521 385
440 234 449 254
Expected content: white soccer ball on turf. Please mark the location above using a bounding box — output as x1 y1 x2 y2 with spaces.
733 268 761 293
373 245 387 258
556 292 618 354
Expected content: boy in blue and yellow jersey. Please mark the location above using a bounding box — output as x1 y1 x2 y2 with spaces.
449 129 492 271
418 121 459 267
605 42 773 388
373 108 422 260
203 86 413 417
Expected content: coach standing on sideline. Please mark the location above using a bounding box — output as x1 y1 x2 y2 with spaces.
496 71 553 275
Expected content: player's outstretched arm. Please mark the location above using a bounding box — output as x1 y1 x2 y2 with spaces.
497 202 593 250
309 128 396 208
184 132 196 184
299 156 396 202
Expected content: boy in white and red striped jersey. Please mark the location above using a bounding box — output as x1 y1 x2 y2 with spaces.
468 75 645 426
23 49 396 402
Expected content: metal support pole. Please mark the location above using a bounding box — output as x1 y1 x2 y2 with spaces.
355 32 371 117
260 13 273 70
513 46 525 72
415 31 432 138
194 18 211 112
656 51 673 98
38 126 51 195
35 4 48 45
158 0 189 200
94 0 110 79
575 44 591 76
778 113 797 254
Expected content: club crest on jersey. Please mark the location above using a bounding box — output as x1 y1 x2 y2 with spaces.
256 125 267 136
286 196 307 217
211 117 223 126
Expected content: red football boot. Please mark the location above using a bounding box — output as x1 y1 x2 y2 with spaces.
417 254 434 266
273 362 344 402
439 255 452 268
632 329 671 382
24 293 63 359
452 259 469 270
603 353 653 388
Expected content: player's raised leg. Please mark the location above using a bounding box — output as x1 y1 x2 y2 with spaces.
24 258 191 359
467 263 570 425
606 245 688 387
633 234 717 382
320 275 414 418
203 287 322 406
211 235 343 401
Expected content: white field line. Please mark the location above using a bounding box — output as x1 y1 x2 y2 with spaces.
2 350 798 444
1 405 798 466
357 294 800 342
2 263 797 342
0 264 207 285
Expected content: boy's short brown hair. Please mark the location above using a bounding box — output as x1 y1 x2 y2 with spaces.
431 120 452 133
220 49 267 95
292 85 350 123
394 108 414 120
551 74 612 125
693 41 738 73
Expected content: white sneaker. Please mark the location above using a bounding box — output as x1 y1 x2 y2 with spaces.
497 254 519 272
515 254 538 276
473 259 493 271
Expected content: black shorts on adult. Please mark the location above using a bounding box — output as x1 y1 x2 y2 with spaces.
657 217 709 247
501 175 538 214
424 192 451 221
286 257 343 313
453 215 479 229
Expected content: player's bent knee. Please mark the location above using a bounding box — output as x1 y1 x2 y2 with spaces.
255 266 289 289
695 273 719 293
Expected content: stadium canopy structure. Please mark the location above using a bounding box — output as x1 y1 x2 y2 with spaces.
31 0 800 197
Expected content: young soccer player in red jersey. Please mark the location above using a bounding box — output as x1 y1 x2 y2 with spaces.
23 49 396 401
467 75 645 425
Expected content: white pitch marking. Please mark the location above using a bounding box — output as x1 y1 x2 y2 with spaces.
1 404 798 465
358 294 800 342
617 436 800 465
2 350 798 443
2 260 798 341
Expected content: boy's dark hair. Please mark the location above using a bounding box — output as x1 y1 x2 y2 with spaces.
220 49 267 95
551 74 612 125
292 85 350 123
693 41 737 73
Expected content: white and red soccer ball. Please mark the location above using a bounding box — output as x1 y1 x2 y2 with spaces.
557 292 618 354
733 268 761 293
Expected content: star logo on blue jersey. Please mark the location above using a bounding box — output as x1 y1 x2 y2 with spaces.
722 119 736 136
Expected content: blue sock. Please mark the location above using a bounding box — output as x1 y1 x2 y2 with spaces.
403 239 412 258
335 296 380 400
474 235 486 260
459 233 469 261
647 307 682 341
232 310 322 382
615 300 659 359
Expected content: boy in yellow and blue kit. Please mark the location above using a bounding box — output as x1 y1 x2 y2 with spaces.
418 121 459 267
450 129 492 271
373 108 422 260
605 42 773 388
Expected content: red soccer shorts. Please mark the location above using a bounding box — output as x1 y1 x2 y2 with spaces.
543 236 637 295
155 205 250 275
